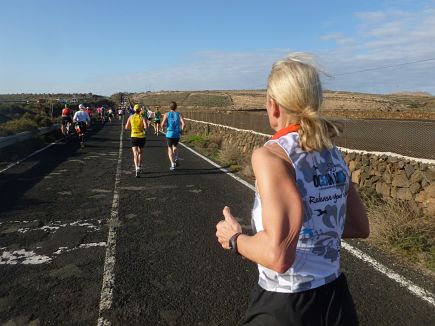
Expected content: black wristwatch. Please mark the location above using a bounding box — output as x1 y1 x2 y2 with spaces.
229 232 242 255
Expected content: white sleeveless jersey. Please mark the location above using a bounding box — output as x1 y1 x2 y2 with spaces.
251 132 350 293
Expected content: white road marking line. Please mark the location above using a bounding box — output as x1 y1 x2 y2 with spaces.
0 242 107 265
0 249 52 265
54 242 107 255
97 119 124 326
0 140 61 174
16 221 100 234
180 142 435 308
341 242 435 306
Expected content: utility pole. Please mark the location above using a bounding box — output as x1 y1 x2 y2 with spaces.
48 99 54 119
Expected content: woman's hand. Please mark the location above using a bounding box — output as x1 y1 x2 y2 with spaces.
216 206 242 249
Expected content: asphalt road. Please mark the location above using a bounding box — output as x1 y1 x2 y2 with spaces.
0 119 434 325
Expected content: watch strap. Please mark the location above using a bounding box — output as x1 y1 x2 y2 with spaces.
229 232 242 255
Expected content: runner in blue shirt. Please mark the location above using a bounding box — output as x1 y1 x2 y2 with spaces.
161 101 185 170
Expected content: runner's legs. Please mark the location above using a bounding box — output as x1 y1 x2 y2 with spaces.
132 147 139 169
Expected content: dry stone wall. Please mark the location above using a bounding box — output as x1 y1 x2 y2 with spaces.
185 119 435 215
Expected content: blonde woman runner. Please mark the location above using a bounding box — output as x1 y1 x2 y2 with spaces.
216 53 369 326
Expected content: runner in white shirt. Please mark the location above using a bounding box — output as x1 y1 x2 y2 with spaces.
73 104 91 147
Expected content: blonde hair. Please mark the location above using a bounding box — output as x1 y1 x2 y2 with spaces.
267 53 341 151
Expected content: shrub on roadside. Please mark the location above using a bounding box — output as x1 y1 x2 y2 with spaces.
0 111 53 136
34 114 53 127
0 118 39 136
218 141 241 166
207 135 223 148
361 189 434 272
183 134 207 147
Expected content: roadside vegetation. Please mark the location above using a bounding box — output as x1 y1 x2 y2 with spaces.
182 133 252 176
360 188 434 274
0 95 115 137
181 130 434 276
0 103 53 136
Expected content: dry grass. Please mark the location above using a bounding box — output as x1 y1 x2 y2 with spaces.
231 93 266 109
361 189 435 273
207 134 223 148
218 141 240 166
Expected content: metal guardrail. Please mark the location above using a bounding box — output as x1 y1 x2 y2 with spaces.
0 124 60 150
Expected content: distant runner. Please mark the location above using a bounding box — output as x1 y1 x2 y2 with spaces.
125 104 147 178
107 108 114 123
73 104 91 147
85 106 93 127
153 107 162 135
147 107 154 122
61 104 73 139
96 107 104 123
161 101 185 171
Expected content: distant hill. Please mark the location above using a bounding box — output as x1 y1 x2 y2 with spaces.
390 91 433 97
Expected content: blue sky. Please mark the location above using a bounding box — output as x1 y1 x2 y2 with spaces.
1 0 434 95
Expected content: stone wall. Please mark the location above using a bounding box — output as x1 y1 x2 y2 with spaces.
185 119 435 215
341 150 435 214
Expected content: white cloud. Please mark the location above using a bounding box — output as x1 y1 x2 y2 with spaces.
318 6 435 94
99 5 435 95
84 50 290 95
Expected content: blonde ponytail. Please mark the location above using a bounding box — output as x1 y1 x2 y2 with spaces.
267 53 342 151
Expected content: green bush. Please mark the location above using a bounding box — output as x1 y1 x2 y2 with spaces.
34 114 53 127
0 118 39 136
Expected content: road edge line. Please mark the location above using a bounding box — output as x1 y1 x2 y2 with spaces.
97 119 124 325
0 140 60 174
341 242 435 306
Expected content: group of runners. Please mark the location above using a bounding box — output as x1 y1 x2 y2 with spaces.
124 101 185 177
60 104 117 147
60 101 184 167
60 104 91 147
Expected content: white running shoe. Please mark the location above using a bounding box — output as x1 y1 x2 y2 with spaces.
170 163 176 171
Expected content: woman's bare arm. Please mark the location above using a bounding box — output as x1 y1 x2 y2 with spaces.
161 114 167 129
179 113 186 131
124 116 131 130
217 146 303 273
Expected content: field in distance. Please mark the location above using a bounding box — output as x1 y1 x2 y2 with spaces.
130 90 435 120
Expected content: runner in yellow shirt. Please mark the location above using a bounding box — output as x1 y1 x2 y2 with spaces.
125 104 148 177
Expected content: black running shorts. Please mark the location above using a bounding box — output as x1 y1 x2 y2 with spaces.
76 121 87 134
243 273 359 326
131 137 146 148
166 137 179 147
62 116 72 125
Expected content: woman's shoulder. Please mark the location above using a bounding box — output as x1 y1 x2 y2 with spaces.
252 143 289 166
